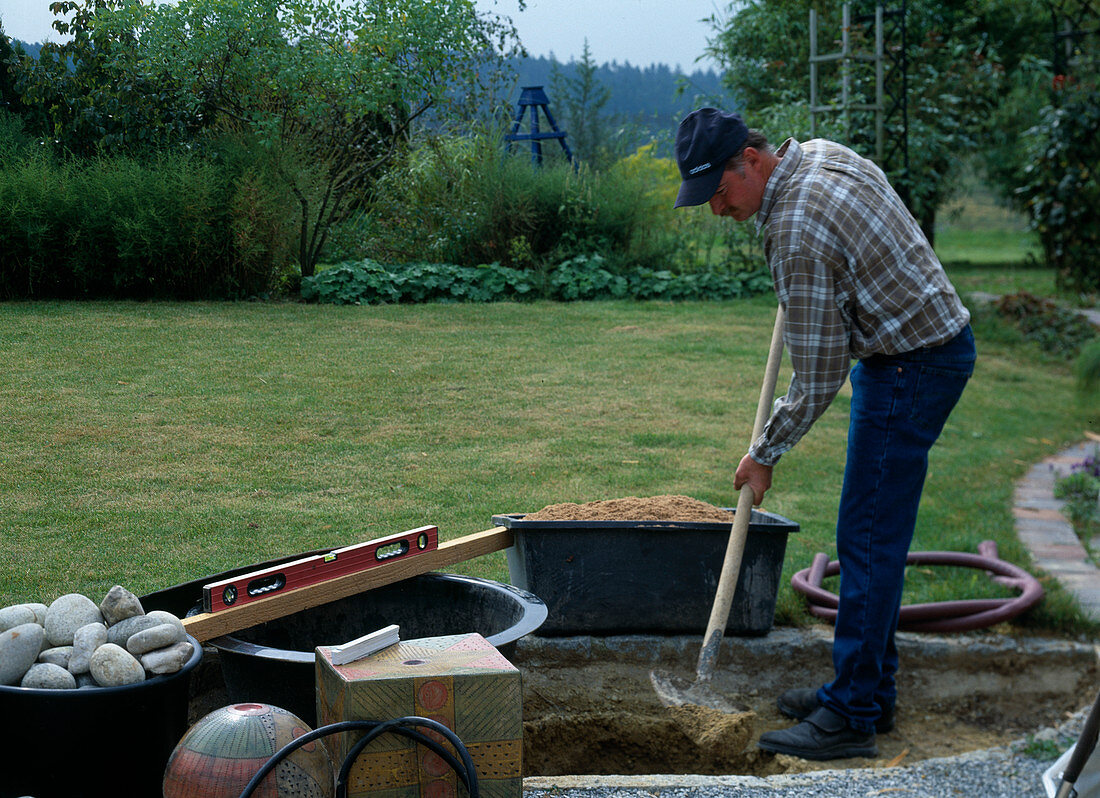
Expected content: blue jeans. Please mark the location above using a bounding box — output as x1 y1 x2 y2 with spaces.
819 325 975 734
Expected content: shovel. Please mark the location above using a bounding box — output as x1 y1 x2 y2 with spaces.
651 304 785 714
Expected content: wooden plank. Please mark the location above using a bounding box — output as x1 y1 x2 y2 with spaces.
182 527 514 642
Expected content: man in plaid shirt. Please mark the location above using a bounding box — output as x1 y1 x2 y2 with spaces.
674 108 975 760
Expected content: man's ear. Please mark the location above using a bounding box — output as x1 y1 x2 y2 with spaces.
740 146 762 171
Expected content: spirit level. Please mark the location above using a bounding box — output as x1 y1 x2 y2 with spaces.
201 525 438 613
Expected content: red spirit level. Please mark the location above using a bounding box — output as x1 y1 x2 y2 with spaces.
201 525 439 613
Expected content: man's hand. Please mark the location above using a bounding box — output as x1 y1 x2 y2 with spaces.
734 453 773 506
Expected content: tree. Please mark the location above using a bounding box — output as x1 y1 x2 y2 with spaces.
1015 62 1100 294
0 18 24 114
703 1 1049 243
112 0 517 277
12 0 201 156
549 40 611 168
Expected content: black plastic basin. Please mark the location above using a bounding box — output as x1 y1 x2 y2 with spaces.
208 573 546 725
0 634 202 798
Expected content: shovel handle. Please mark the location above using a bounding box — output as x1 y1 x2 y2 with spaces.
696 305 785 679
1058 688 1100 797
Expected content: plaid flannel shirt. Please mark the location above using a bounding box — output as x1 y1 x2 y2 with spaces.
748 138 970 467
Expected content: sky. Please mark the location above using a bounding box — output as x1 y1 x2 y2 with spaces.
473 0 724 70
1 0 725 71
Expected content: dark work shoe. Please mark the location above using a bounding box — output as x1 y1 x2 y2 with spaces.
776 687 895 734
758 707 877 761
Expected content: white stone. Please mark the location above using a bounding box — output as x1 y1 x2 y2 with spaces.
69 622 108 675
0 623 45 685
45 594 104 646
38 646 73 668
141 641 194 675
99 585 144 626
0 604 38 632
21 663 77 689
127 623 184 656
106 614 161 647
25 602 49 625
89 643 145 687
145 610 184 634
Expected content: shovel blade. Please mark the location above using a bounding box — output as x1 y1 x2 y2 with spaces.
649 669 749 714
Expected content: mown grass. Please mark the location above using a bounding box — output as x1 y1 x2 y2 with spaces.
934 172 1044 275
941 259 1056 297
1 293 1096 635
935 228 1042 267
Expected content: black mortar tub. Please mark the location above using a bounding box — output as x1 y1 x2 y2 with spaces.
150 572 546 727
496 507 800 636
0 634 202 798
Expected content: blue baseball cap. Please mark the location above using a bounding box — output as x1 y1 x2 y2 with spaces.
674 108 749 208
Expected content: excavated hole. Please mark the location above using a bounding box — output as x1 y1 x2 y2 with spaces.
184 626 1098 779
511 627 1098 777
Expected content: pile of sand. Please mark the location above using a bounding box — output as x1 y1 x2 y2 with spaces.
523 494 735 523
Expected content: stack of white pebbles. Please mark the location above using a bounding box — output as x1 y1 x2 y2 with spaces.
0 586 193 689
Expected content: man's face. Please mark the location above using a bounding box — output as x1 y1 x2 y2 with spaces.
708 153 767 221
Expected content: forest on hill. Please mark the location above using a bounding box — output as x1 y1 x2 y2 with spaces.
507 53 726 123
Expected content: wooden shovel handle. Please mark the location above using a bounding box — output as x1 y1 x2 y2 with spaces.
696 305 785 679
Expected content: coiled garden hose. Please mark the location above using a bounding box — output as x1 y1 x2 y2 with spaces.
790 540 1044 632
237 715 480 798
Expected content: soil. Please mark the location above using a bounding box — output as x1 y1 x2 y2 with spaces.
512 496 1094 777
520 658 1016 776
524 495 736 523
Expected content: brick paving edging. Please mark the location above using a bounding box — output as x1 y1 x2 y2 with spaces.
1014 439 1100 620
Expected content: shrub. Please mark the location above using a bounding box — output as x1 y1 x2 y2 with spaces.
301 253 773 305
0 108 31 158
608 142 768 275
1016 82 1100 295
1054 451 1100 546
548 254 629 301
1076 339 1100 401
356 134 685 273
993 292 1098 358
69 154 226 296
0 146 298 299
301 260 537 305
219 142 300 297
0 149 76 297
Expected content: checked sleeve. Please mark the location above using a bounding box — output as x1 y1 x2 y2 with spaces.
748 254 852 467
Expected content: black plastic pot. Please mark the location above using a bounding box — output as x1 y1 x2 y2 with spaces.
0 634 202 798
207 573 546 726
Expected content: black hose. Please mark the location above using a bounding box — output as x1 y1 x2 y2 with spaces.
339 723 472 791
237 716 480 798
334 717 478 798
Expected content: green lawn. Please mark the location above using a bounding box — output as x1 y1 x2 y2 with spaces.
936 228 1042 268
1 297 1096 634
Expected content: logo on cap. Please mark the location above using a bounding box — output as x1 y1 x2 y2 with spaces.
688 163 711 175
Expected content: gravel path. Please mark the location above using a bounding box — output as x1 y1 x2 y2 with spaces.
524 748 1055 797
